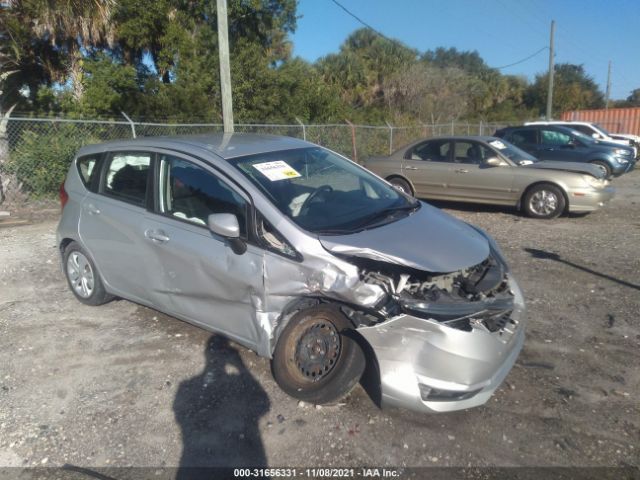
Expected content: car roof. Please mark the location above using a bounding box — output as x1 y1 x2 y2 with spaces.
500 124 578 134
525 121 596 127
75 133 312 160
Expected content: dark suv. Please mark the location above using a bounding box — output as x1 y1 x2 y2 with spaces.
494 125 635 177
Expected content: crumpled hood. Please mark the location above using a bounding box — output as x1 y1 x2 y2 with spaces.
523 160 604 179
319 202 490 273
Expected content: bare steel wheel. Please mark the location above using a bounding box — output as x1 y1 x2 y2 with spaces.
294 320 341 381
272 305 365 404
523 184 566 219
63 241 113 306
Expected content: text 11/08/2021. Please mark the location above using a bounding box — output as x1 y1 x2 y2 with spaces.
234 468 403 478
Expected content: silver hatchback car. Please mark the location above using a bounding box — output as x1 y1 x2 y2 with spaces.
57 134 526 413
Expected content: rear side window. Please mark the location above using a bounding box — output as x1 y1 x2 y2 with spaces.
76 155 100 189
408 140 451 162
508 129 537 146
103 152 151 207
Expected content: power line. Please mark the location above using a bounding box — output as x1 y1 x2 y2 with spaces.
328 0 396 44
494 47 549 70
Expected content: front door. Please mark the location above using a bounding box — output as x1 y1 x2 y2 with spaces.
144 153 265 350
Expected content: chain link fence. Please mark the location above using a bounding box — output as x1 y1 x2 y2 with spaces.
0 116 508 206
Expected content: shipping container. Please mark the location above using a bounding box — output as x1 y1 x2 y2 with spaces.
560 107 640 135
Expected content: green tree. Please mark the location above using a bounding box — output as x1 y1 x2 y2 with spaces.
526 63 605 116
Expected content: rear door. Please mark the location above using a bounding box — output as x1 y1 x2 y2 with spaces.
143 152 265 349
446 140 516 204
401 139 453 199
78 150 167 306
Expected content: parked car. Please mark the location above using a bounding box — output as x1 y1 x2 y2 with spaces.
363 136 614 219
525 120 637 155
494 124 636 177
57 134 526 414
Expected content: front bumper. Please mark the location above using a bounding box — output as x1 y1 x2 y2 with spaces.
357 276 526 413
568 185 615 212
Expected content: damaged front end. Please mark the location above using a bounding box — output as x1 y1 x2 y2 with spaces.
341 243 526 413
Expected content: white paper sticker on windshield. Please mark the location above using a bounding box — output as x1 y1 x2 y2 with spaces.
253 161 301 181
489 140 507 150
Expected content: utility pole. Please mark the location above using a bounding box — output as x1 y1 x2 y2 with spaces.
217 0 234 133
545 20 555 120
605 61 612 110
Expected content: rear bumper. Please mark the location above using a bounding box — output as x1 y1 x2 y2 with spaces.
568 186 615 212
357 276 526 413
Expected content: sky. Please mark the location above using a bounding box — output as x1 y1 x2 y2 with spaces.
291 0 640 100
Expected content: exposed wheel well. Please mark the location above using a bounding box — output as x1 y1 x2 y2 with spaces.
520 181 569 213
59 238 74 256
385 175 415 195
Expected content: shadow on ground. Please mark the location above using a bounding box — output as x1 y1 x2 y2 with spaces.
524 247 640 291
173 335 270 476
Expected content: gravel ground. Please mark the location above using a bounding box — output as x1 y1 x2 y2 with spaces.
0 170 638 471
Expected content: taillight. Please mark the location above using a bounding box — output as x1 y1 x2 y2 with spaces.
59 182 69 210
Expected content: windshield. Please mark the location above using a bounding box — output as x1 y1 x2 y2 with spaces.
594 123 611 135
568 129 596 143
231 147 418 234
488 138 538 163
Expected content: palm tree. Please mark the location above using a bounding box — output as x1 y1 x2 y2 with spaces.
12 0 116 100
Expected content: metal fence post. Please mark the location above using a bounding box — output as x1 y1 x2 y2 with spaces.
121 111 136 139
295 117 306 141
385 121 394 154
451 119 454 135
345 119 358 163
479 120 483 135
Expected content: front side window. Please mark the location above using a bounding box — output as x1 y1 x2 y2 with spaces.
541 129 572 146
453 142 494 164
409 140 451 162
159 155 248 236
232 147 417 234
103 152 151 206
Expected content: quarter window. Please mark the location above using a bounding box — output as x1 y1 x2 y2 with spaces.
159 155 248 236
76 155 100 189
103 152 151 206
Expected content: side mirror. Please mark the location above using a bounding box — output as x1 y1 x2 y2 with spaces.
485 157 506 167
208 213 247 255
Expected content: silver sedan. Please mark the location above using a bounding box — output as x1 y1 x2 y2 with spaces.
364 136 615 219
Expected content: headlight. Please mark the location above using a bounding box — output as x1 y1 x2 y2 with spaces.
615 148 631 156
583 175 604 188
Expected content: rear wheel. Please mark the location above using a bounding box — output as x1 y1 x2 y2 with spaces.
523 184 566 219
63 241 113 306
387 177 413 195
272 305 365 404
590 161 611 178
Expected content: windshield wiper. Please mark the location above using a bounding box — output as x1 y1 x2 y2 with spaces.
347 201 420 230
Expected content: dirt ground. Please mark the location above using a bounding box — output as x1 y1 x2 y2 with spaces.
0 170 639 472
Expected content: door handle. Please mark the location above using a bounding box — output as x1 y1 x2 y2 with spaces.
405 166 418 170
144 229 170 244
455 169 469 173
87 204 101 215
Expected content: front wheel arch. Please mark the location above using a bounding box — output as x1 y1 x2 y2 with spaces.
385 175 415 196
520 181 569 217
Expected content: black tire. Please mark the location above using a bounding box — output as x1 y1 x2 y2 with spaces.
271 305 365 404
523 183 566 219
63 241 113 306
387 176 413 195
590 161 611 178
